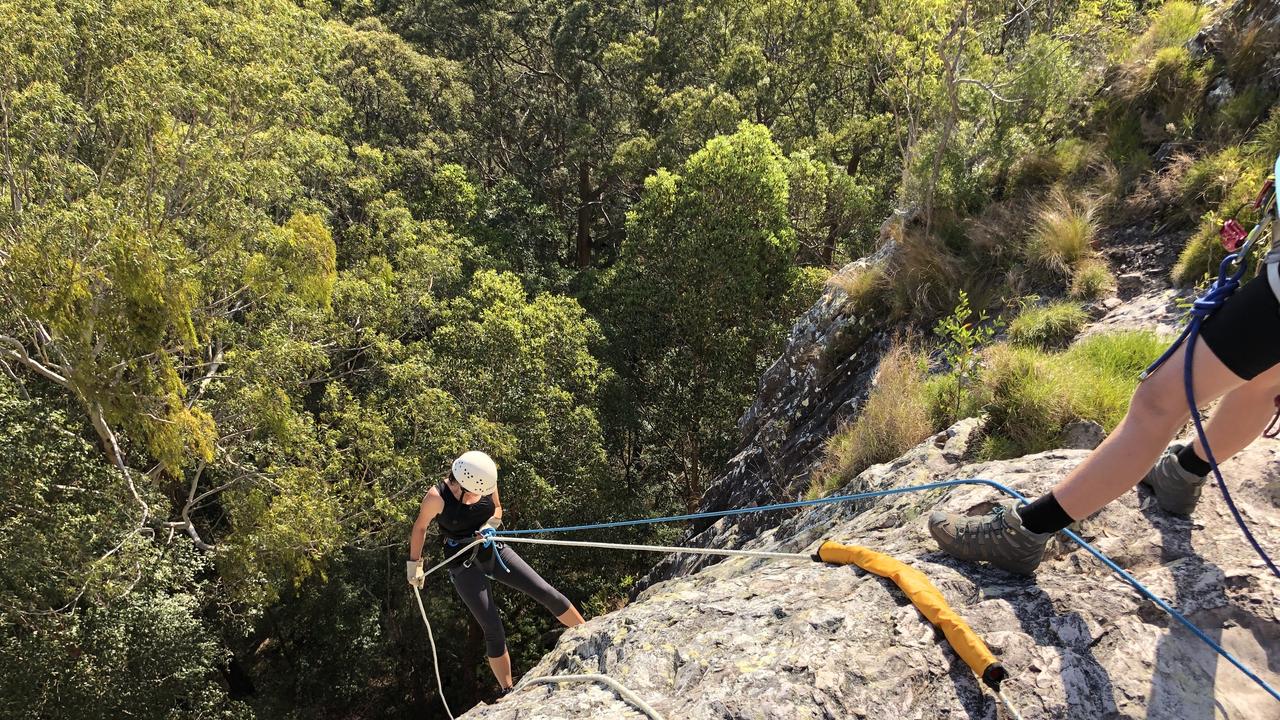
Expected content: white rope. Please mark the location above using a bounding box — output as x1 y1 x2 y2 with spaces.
997 688 1025 720
520 674 666 720
411 538 485 720
413 586 457 720
496 535 815 561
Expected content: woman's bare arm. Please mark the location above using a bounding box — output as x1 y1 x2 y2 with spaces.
489 486 502 526
409 487 444 562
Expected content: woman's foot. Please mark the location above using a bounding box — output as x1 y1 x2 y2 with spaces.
928 500 1054 575
1139 444 1208 516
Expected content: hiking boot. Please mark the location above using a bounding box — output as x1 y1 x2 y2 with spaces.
929 500 1053 575
1139 444 1208 516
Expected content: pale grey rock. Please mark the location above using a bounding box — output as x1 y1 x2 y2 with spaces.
1061 420 1106 450
1208 77 1236 108
1078 288 1189 340
464 430 1280 720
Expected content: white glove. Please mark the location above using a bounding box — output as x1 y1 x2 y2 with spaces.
406 559 425 589
483 516 502 531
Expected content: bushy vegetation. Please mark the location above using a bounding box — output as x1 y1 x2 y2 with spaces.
1026 190 1100 277
1172 131 1274 284
1070 258 1118 299
814 325 1164 492
1008 301 1089 349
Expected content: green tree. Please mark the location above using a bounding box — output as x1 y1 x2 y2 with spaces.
603 123 801 508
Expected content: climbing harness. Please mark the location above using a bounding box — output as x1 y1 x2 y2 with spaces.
445 528 511 574
1140 155 1280 580
414 477 1279 720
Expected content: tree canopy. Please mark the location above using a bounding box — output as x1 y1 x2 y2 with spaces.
1 0 1224 715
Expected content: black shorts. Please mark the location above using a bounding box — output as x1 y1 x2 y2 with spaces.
1198 272 1280 380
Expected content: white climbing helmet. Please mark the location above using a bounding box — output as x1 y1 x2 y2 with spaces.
451 450 498 495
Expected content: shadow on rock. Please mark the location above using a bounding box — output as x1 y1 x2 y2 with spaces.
1140 490 1280 720
937 556 1124 720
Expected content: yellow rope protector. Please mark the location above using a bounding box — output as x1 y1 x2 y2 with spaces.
815 541 1007 690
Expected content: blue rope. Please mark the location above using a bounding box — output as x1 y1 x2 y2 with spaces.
1141 249 1280 580
498 477 1280 703
480 528 511 574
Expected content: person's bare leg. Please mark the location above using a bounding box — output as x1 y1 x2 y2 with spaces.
487 651 514 689
1053 337 1248 519
1184 365 1280 464
556 605 585 627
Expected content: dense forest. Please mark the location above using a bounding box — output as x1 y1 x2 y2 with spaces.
2 0 1277 717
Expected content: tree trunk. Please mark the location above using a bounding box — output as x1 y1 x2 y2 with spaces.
821 223 838 267
576 160 593 268
462 617 483 704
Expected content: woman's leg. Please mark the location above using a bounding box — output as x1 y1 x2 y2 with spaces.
486 653 513 690
1051 336 1245 519
491 546 584 626
556 605 586 627
449 565 513 688
932 271 1280 573
931 335 1250 574
1185 369 1280 463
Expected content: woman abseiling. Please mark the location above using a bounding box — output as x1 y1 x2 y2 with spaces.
407 451 586 694
930 240 1280 573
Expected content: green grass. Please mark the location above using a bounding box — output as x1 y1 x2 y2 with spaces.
1214 87 1276 137
1006 139 1104 195
828 265 886 308
1249 105 1280 160
1127 1 1205 62
1142 46 1209 130
1180 146 1249 209
809 341 932 497
1172 218 1226 285
1173 144 1270 285
1008 301 1088 349
965 331 1167 459
813 330 1168 492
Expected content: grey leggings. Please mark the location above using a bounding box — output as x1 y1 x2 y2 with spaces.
448 544 572 658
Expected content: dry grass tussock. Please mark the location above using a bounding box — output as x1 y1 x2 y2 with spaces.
1025 188 1099 276
885 224 964 320
827 265 886 309
1070 258 1117 300
1125 152 1195 217
809 339 932 497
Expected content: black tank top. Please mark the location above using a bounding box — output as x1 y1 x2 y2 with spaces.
436 481 494 542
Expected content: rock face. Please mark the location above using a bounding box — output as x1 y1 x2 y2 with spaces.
1196 0 1280 96
465 419 1280 719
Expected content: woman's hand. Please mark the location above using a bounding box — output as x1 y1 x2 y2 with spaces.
406 559 425 589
